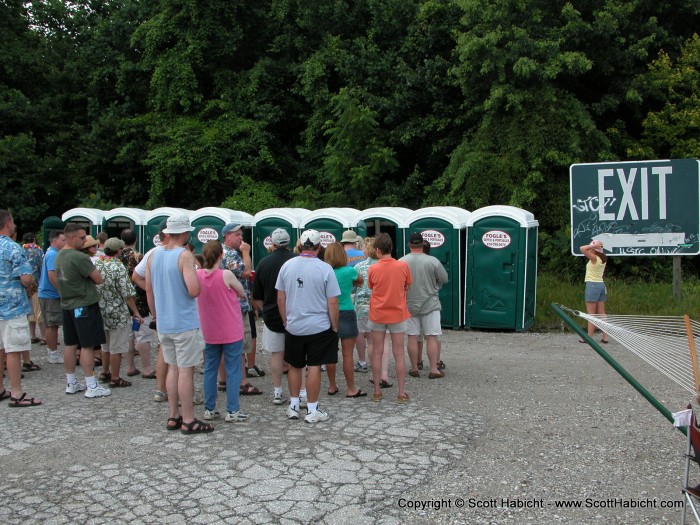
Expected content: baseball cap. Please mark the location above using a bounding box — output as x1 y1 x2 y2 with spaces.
409 232 425 246
104 237 125 252
270 228 290 246
222 223 242 235
300 229 321 248
163 215 194 234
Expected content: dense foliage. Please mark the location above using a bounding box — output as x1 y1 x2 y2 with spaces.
2 0 699 278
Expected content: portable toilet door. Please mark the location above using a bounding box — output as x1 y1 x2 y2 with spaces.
41 216 65 251
252 208 309 265
352 207 412 258
300 208 365 249
465 206 538 332
102 208 147 253
61 208 104 237
144 208 191 251
405 207 471 329
190 207 254 254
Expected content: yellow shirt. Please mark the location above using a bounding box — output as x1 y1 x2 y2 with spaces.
585 256 606 282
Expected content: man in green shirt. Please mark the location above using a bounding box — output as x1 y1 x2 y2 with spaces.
54 224 110 398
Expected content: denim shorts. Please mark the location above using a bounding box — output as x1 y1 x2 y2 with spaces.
337 310 359 339
585 282 607 302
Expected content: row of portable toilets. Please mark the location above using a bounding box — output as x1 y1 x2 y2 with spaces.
42 206 538 332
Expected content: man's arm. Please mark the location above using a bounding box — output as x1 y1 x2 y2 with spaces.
239 242 252 279
277 290 287 327
48 270 58 289
132 271 146 291
180 250 200 298
145 255 156 320
327 296 339 332
20 274 34 288
89 268 103 285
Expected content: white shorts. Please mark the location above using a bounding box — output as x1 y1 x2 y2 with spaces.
159 328 204 368
103 324 130 354
406 311 442 337
367 320 406 334
133 315 158 346
356 317 370 334
262 324 285 353
0 316 32 353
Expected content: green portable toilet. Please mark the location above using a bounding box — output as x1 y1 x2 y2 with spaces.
405 207 471 329
252 208 309 265
465 205 538 332
352 207 413 257
103 208 147 253
190 207 254 254
144 207 192 251
301 208 366 249
61 208 104 237
41 216 65 251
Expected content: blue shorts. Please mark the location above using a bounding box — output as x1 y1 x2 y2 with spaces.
337 310 359 339
585 282 607 302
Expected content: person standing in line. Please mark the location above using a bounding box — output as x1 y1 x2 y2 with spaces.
276 230 340 423
146 215 210 434
400 232 449 379
196 240 249 423
54 224 110 398
0 210 42 406
367 233 411 403
340 230 365 267
580 239 609 344
21 232 45 348
38 230 66 364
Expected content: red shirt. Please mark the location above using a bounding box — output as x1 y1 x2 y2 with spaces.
367 258 412 324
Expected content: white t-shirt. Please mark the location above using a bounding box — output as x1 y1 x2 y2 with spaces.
275 255 340 336
134 246 160 278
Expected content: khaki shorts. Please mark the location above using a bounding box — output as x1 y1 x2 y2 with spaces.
406 311 442 337
159 328 204 368
133 315 158 346
27 293 42 324
367 320 406 334
39 297 63 327
103 324 131 355
0 316 32 353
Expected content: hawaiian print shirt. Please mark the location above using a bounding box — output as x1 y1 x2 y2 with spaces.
95 255 136 330
120 247 149 317
0 235 32 320
353 257 377 319
22 243 43 281
222 245 251 312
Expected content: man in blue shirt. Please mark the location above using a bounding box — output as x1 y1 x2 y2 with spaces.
0 210 41 406
38 229 66 364
340 230 365 267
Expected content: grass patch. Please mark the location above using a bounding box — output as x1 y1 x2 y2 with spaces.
535 272 700 332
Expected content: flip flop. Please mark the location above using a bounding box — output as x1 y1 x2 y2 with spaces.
127 369 141 377
327 387 339 395
346 389 368 398
240 383 262 396
141 371 157 379
379 380 393 389
601 339 609 344
0 389 11 401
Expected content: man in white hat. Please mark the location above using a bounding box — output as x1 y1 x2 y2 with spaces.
275 229 340 423
340 230 365 267
146 215 210 434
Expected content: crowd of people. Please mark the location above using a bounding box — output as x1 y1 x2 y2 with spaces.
0 209 451 433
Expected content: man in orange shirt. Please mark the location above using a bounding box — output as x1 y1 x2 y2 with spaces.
367 233 411 404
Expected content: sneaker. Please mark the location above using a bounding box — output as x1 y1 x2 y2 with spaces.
225 410 249 423
354 361 368 373
48 351 64 364
304 408 329 424
287 405 300 420
153 390 168 402
203 410 220 420
65 381 86 394
272 392 287 405
299 396 308 409
85 385 111 398
246 365 266 378
193 390 204 405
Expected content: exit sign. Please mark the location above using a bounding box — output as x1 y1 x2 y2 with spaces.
570 159 700 256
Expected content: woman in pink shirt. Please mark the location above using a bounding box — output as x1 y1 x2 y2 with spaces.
196 241 249 423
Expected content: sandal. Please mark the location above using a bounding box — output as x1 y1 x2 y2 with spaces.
408 369 420 378
93 356 101 367
373 392 382 403
346 389 368 398
98 372 111 383
239 383 262 396
379 380 393 389
218 381 226 392
428 371 445 379
127 369 141 377
109 377 132 387
166 416 182 431
328 387 339 395
417 360 424 370
141 370 157 379
22 361 41 372
0 389 11 401
39 339 47 345
31 338 40 344
8 392 42 407
180 418 214 434
396 393 410 403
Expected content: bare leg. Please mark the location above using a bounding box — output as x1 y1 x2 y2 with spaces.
355 331 366 363
166 365 180 419
326 363 337 393
305 365 321 403
138 342 153 376
178 367 195 424
270 351 284 389
596 301 609 342
6 352 25 397
426 335 440 374
45 325 59 352
389 331 406 397
288 366 302 397
369 331 385 397
155 345 167 393
79 347 95 379
109 353 122 381
381 335 391 382
407 334 419 372
341 338 358 394
585 301 597 337
64 345 79 374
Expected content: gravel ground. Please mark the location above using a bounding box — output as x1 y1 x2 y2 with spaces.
396 329 691 525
